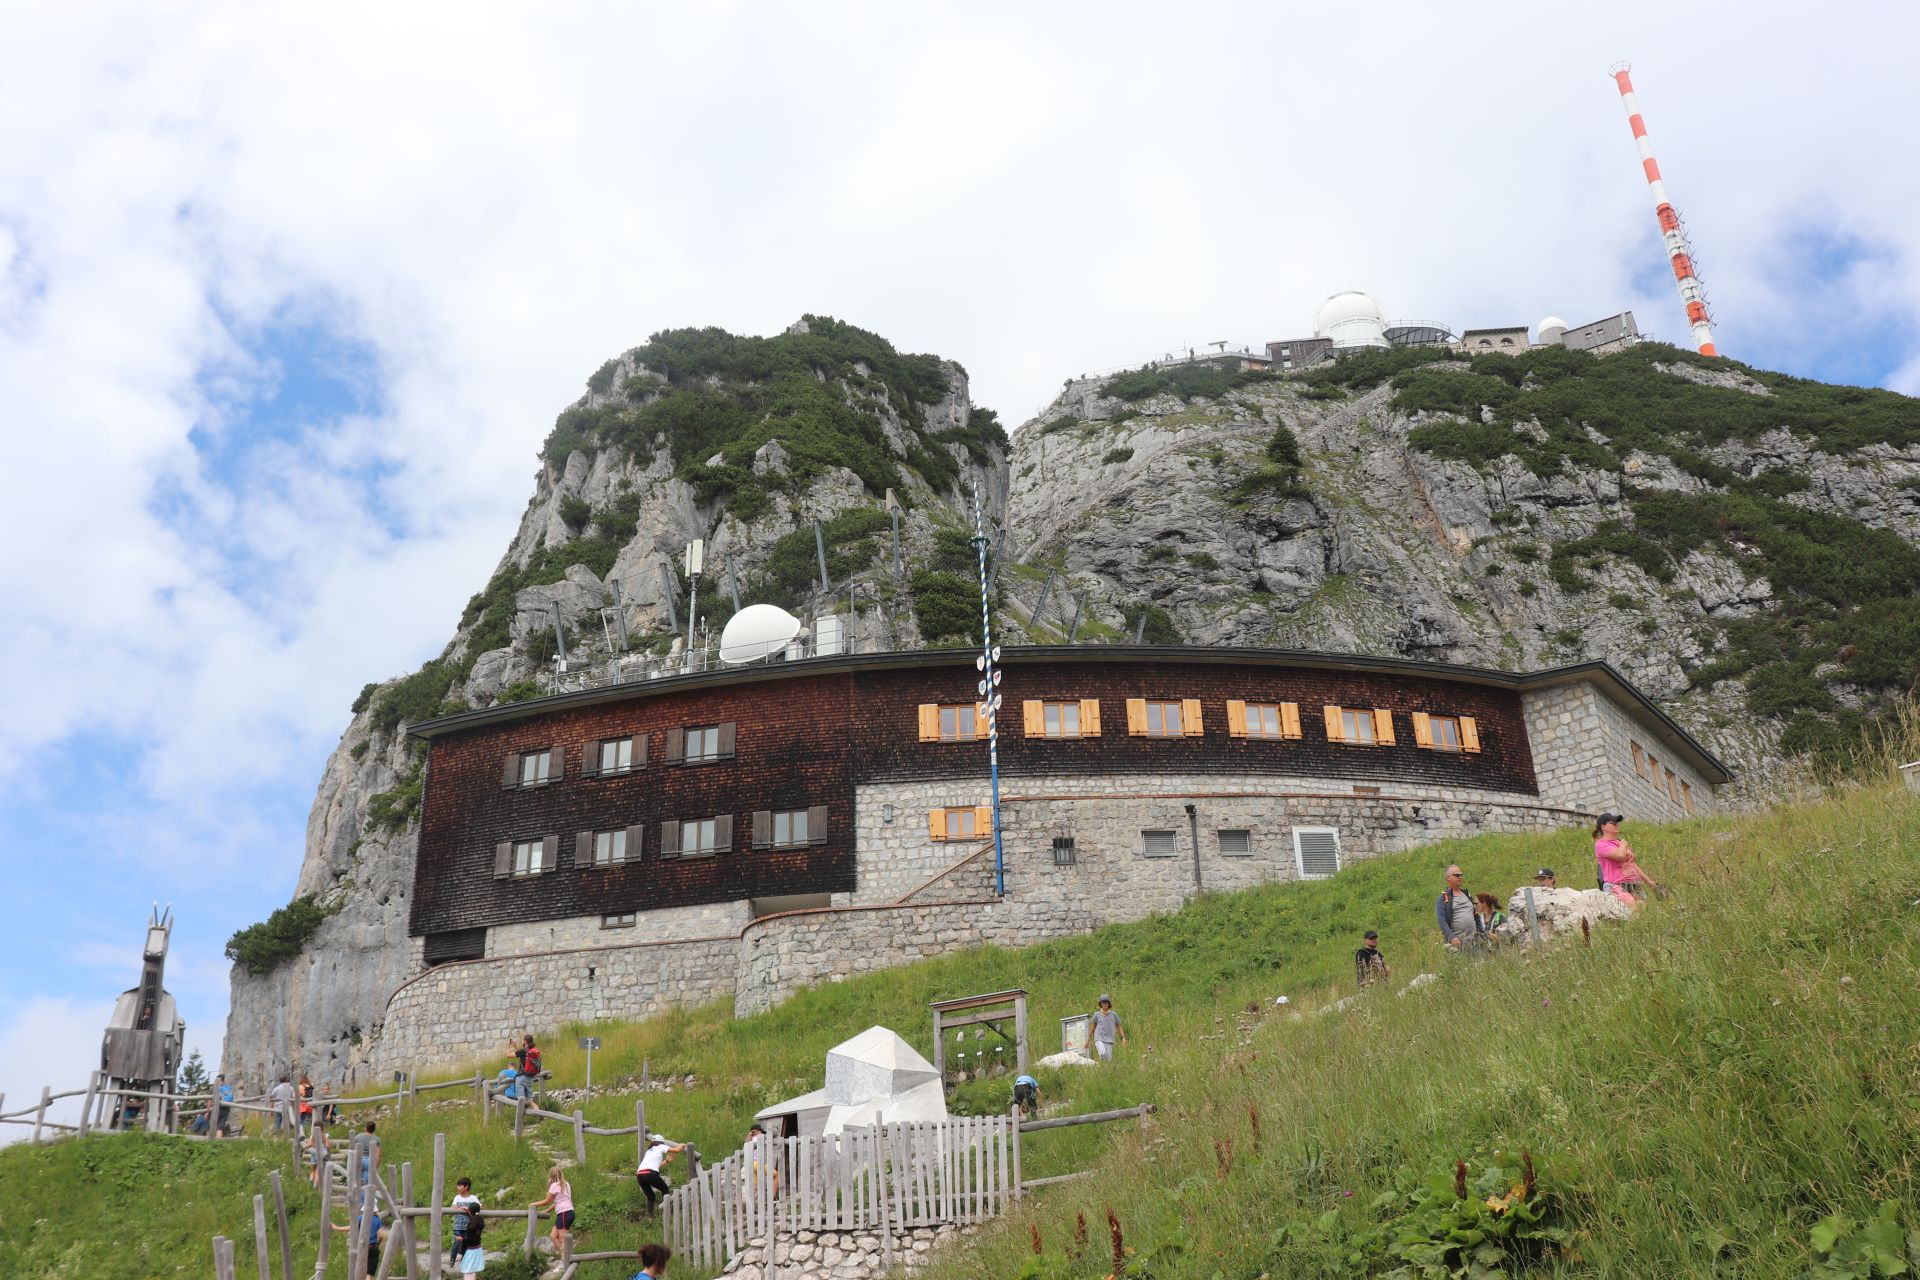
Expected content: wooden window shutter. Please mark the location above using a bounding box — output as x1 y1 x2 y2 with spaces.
974 704 992 739
546 746 562 781
1226 700 1247 737
581 743 599 778
575 830 594 867
928 810 948 841
501 755 520 789
715 814 734 852
1411 712 1433 749
1323 705 1345 741
717 722 737 759
917 704 940 742
807 804 828 844
1281 702 1302 739
1079 699 1101 736
623 823 645 861
751 810 772 850
660 820 680 858
1180 698 1204 737
1373 709 1396 745
1126 698 1148 736
665 727 685 764
1022 700 1044 737
973 805 993 836
493 841 513 879
1459 717 1481 753
540 834 559 873
633 733 648 766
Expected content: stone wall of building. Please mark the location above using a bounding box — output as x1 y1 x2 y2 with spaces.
1522 683 1713 825
486 899 751 956
374 934 735 1075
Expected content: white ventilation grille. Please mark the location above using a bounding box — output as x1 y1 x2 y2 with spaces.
1293 827 1341 879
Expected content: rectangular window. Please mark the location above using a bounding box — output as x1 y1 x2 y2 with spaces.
593 829 628 866
940 704 978 742
686 725 721 762
599 738 634 774
1293 827 1341 879
1144 700 1182 736
1411 713 1480 753
1680 780 1695 812
1324 706 1394 746
1022 699 1101 738
1228 701 1302 739
929 806 992 841
423 927 487 966
681 818 718 855
920 703 987 742
771 809 809 848
1341 708 1376 744
1051 836 1077 866
1631 741 1647 778
667 723 735 764
1217 829 1252 857
513 839 545 876
947 807 977 838
1044 702 1080 737
518 749 553 786
601 913 635 929
1142 829 1178 858
1646 754 1661 790
1665 768 1680 803
1127 698 1203 737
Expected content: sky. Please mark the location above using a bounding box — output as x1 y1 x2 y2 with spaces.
4 3 1920 1134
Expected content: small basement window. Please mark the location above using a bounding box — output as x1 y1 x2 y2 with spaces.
1217 829 1252 857
1052 836 1077 866
601 913 635 929
1142 829 1178 858
424 927 487 966
1293 827 1341 879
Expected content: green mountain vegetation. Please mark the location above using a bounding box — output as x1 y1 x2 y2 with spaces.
9 719 1918 1278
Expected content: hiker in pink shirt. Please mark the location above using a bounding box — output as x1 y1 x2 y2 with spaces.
1593 813 1657 908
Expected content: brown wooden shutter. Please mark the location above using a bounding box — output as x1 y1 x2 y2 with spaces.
1323 705 1345 741
665 727 685 764
1281 702 1302 739
545 746 562 782
1459 717 1481 753
502 755 520 789
581 743 600 778
623 823 645 861
1411 712 1433 749
1180 698 1204 737
633 733 648 766
717 722 737 759
714 813 734 852
540 834 559 873
751 810 771 850
917 704 940 742
1226 700 1248 737
575 830 594 867
660 820 680 858
928 810 947 841
1022 700 1044 737
1080 699 1101 737
807 804 828 844
1126 698 1148 736
973 805 992 837
1373 709 1396 745
493 841 513 879
974 704 992 740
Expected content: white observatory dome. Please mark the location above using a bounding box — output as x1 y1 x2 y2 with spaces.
1537 316 1568 346
719 603 803 665
1314 291 1390 350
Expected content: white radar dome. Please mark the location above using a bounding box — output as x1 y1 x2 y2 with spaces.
719 603 803 665
1537 316 1568 345
1314 291 1391 350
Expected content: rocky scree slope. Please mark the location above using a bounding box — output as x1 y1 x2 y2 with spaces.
223 317 1008 1086
1004 344 1920 784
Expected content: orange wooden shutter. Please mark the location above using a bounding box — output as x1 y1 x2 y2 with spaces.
1280 702 1302 739
917 704 940 742
1323 705 1345 741
1180 698 1204 737
928 810 947 841
1225 700 1247 737
1126 698 1147 735
1459 716 1481 753
1079 699 1101 736
1373 709 1396 745
974 805 993 837
1411 712 1433 748
1022 700 1044 737
974 704 992 740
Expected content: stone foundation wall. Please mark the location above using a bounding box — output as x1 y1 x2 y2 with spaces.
720 1225 972 1280
486 899 750 956
1522 684 1714 824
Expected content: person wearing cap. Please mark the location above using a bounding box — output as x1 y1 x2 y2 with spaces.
1436 865 1484 954
1090 994 1127 1062
1534 867 1556 889
1355 930 1390 989
1593 814 1658 907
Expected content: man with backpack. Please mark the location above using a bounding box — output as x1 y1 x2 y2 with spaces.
1436 865 1486 956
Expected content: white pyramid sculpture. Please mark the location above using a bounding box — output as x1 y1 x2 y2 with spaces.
757 1025 949 1136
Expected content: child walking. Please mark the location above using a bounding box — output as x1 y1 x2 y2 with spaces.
531 1164 576 1252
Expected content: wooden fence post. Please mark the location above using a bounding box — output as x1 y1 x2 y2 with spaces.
429 1134 446 1280
635 1099 647 1169
213 1234 237 1280
573 1109 586 1165
399 1160 420 1280
270 1170 293 1280
79 1070 98 1138
31 1086 50 1145
523 1205 537 1254
252 1194 272 1280
316 1162 336 1276
513 1093 525 1142
472 1071 485 1121
1009 1104 1022 1200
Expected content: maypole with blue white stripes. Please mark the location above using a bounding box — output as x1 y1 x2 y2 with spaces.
969 481 1006 897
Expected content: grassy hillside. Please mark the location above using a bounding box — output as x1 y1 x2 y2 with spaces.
6 740 1919 1277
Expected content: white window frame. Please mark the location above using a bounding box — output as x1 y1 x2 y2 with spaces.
938 705 977 742
520 750 552 786
1141 829 1178 858
1246 703 1283 739
680 818 719 855
1042 702 1081 739
512 839 545 877
943 807 979 839
599 738 635 774
593 829 628 867
1427 715 1463 752
1339 709 1377 744
1143 700 1183 737
1291 827 1341 880
685 725 722 763
601 913 635 929
1217 829 1253 857
771 809 809 848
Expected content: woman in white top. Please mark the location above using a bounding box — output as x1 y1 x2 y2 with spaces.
636 1136 686 1213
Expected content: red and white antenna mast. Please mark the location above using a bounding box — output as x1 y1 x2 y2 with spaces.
1610 61 1718 356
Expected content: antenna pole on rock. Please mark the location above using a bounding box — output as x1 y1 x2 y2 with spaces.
970 483 1007 898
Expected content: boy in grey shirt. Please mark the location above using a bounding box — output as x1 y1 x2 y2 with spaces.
1091 994 1127 1062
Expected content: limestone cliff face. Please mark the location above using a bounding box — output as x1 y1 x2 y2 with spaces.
225 331 1920 1084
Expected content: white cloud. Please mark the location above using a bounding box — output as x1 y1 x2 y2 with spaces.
1 3 1919 1037
0 997 115 1146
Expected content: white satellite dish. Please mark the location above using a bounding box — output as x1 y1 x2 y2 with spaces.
719 603 803 665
